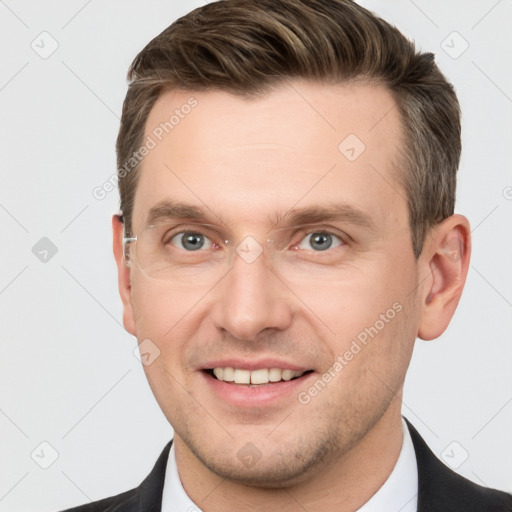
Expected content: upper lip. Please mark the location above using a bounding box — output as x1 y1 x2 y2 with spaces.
200 358 311 372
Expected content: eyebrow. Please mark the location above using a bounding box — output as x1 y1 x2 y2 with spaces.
271 204 376 232
147 200 211 226
145 199 376 232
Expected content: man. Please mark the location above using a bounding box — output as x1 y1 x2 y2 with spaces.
62 0 512 510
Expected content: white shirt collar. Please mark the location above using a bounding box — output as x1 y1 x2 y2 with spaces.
356 417 418 512
161 440 198 512
161 417 418 512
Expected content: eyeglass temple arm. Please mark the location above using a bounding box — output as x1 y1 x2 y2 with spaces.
116 214 137 248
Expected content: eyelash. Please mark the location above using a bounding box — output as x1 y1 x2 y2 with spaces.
294 231 344 250
164 226 347 252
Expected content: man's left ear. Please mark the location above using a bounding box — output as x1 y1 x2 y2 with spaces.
417 214 471 341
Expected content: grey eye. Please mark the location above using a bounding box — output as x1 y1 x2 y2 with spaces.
297 232 342 251
171 232 212 251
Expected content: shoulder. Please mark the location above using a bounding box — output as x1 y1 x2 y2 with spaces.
57 440 173 512
58 489 138 512
405 419 512 511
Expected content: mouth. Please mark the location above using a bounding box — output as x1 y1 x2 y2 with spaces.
204 367 314 385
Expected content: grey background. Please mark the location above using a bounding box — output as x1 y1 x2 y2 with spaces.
1 1 511 510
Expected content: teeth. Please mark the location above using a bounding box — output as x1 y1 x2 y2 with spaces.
233 369 251 384
222 367 235 382
251 369 268 384
269 368 282 382
211 367 306 384
281 369 294 381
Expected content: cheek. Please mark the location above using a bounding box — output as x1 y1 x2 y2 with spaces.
129 272 219 388
130 277 203 423
309 253 419 369
129 279 191 393
302 277 407 341
130 271 205 340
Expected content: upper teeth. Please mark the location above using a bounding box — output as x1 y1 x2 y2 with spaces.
212 367 305 384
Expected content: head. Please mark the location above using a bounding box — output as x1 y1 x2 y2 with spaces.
113 0 470 488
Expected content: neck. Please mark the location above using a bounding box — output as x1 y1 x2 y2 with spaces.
174 401 404 512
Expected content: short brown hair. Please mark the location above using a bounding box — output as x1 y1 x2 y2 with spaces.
117 0 461 257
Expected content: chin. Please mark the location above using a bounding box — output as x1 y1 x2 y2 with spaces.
183 431 340 488
201 454 320 488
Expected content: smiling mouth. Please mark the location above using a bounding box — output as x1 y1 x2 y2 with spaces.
205 367 314 385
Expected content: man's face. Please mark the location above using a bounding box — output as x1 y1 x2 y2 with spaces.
122 81 423 485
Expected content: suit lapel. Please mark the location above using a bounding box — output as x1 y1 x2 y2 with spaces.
135 440 173 512
405 418 512 512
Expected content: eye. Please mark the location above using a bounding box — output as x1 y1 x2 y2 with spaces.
297 231 343 251
170 232 213 251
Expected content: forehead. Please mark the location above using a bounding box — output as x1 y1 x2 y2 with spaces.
133 80 407 234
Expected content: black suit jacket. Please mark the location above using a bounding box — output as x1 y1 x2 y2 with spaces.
60 419 512 511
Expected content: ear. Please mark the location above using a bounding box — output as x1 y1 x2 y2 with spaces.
417 214 471 341
112 214 137 336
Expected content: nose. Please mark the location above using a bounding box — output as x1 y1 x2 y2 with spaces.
211 247 293 341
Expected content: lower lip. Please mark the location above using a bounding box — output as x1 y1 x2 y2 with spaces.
201 371 315 407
